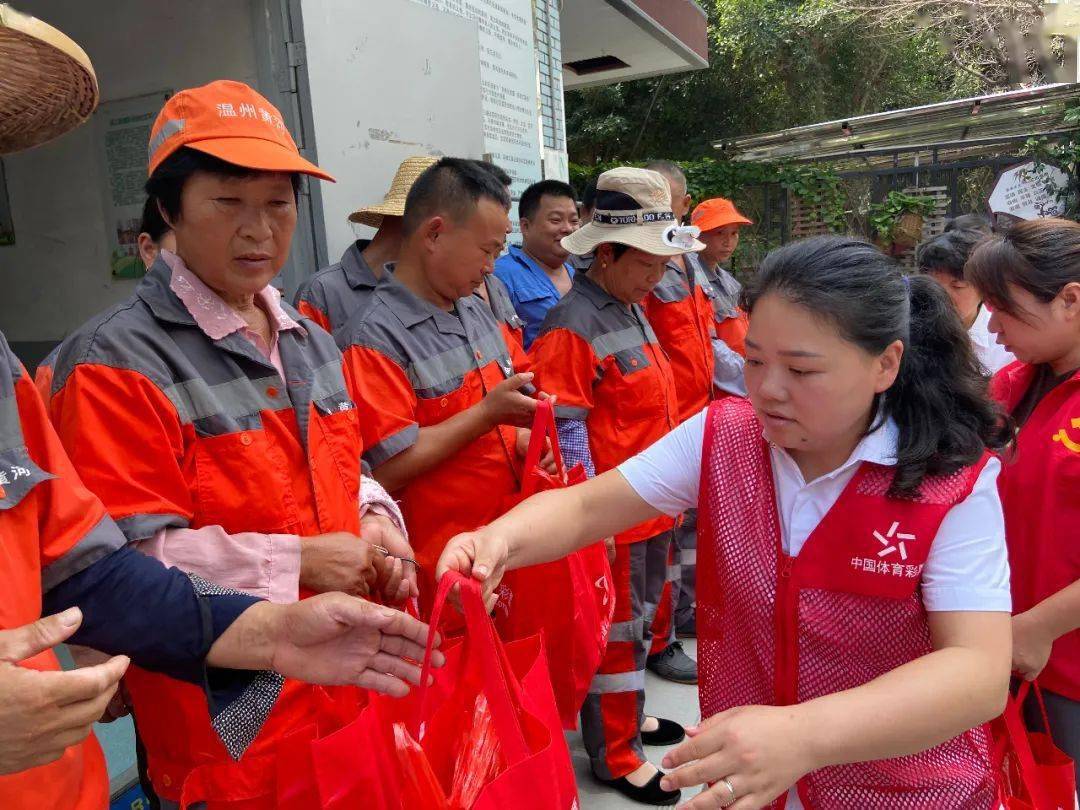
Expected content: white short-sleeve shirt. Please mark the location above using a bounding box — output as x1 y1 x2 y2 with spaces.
618 409 1012 613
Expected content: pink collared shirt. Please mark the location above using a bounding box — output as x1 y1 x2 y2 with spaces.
162 249 303 377
138 253 405 604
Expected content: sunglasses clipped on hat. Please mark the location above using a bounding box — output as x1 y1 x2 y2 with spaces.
562 167 705 258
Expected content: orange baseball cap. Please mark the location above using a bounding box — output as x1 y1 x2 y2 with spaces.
691 198 752 232
147 79 334 181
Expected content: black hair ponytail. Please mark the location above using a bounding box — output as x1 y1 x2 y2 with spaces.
743 236 1009 497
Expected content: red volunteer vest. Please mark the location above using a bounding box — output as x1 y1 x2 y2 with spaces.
991 361 1080 701
697 398 997 809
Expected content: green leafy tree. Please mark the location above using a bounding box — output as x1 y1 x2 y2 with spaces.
567 0 976 164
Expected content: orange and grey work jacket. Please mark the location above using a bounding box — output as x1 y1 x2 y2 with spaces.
339 276 531 612
294 239 382 334
48 258 365 801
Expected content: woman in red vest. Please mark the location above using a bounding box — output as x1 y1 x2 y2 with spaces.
966 218 1080 786
439 235 1013 809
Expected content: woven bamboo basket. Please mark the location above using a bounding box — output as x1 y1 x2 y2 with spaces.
0 3 98 154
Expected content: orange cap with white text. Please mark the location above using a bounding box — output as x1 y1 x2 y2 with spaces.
147 79 334 181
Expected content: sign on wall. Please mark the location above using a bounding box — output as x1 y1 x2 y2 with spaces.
411 0 543 234
988 161 1071 221
95 91 171 279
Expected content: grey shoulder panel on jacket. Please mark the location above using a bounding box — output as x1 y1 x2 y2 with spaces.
51 296 178 394
333 294 410 370
293 263 344 306
535 288 619 344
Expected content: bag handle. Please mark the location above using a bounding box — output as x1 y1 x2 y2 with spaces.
1023 680 1054 735
1001 680 1055 810
414 572 531 766
520 398 567 498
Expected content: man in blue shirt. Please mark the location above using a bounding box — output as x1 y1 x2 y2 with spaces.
494 180 579 347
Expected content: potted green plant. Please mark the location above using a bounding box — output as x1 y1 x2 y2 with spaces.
868 191 938 252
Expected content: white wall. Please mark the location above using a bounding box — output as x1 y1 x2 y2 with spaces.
299 0 485 260
0 0 264 355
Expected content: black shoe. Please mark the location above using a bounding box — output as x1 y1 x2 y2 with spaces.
641 716 685 746
596 771 681 806
676 615 696 639
647 641 698 684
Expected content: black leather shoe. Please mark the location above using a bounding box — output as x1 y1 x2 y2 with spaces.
596 771 681 806
647 641 698 684
641 716 686 746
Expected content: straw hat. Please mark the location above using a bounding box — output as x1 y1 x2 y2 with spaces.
0 4 98 154
562 167 705 258
349 155 439 228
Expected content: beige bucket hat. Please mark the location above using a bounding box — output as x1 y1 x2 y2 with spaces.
349 155 439 228
562 167 704 257
0 4 98 154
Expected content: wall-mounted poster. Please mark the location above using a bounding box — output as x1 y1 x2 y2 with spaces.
0 159 14 246
410 0 543 238
95 91 170 278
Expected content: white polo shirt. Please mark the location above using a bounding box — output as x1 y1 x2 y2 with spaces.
619 408 1011 612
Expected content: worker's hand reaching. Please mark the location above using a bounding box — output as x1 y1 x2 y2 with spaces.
207 595 443 698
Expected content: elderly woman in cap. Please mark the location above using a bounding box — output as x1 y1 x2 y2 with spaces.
0 9 439 809
49 80 427 807
526 167 703 806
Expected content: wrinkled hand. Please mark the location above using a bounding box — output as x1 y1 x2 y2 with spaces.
660 704 816 809
480 373 538 428
300 532 386 597
436 529 509 613
1012 610 1054 682
0 608 129 775
361 513 418 605
515 428 558 474
266 594 443 697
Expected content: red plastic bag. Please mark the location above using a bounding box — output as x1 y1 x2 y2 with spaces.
993 681 1076 810
494 399 614 729
309 572 579 810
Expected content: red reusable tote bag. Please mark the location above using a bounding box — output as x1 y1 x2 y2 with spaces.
494 398 614 728
993 681 1077 810
309 572 579 810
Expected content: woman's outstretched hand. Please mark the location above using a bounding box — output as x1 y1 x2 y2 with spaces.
435 529 510 613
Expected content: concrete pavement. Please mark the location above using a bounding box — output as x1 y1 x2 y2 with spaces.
568 639 702 808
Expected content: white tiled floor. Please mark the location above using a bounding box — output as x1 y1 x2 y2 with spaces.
569 640 703 808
